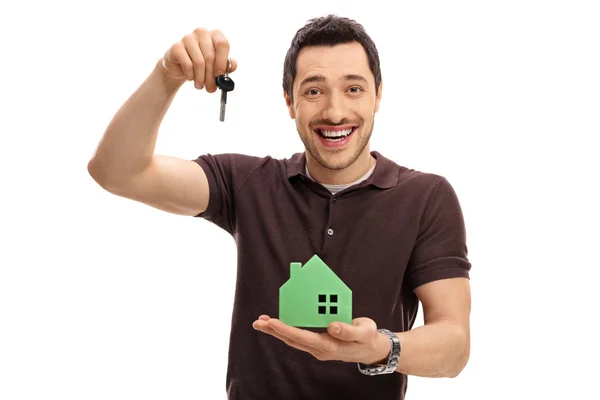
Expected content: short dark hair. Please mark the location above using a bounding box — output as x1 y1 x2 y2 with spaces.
282 14 382 102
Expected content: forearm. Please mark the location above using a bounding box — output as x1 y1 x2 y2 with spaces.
369 320 469 378
395 320 469 378
88 59 184 188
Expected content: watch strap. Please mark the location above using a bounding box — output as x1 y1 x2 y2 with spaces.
357 328 401 375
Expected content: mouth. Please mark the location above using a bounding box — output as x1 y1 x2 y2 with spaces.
313 126 358 143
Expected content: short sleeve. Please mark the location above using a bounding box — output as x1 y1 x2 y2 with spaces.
192 153 268 236
405 176 472 290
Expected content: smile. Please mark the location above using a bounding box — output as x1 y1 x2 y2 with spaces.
314 126 357 141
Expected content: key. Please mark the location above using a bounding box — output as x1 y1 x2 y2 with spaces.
215 58 235 121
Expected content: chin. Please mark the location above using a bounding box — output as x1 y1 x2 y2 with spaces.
313 149 364 171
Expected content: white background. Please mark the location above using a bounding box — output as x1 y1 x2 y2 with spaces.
1 0 599 399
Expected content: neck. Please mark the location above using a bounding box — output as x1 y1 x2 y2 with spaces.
306 148 376 185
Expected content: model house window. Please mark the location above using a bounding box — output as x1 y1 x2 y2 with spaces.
318 294 338 315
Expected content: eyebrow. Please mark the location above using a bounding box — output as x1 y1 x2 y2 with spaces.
298 74 368 88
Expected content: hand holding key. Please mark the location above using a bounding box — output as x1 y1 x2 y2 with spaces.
160 27 237 94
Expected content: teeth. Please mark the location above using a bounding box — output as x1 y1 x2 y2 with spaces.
320 128 353 138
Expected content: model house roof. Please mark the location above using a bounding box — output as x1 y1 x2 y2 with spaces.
283 254 350 292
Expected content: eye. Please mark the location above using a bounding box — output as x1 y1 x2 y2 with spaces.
306 88 321 96
348 86 363 94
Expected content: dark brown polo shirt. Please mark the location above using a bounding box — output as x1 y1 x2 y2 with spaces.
193 150 471 400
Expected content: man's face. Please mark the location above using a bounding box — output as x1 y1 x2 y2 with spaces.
285 42 382 171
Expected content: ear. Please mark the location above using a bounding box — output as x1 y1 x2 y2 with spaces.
284 90 296 119
374 80 383 113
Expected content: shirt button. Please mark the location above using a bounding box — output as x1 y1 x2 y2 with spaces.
327 228 334 236
332 198 337 203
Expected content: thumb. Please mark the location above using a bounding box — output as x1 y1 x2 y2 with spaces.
328 318 376 342
229 58 238 73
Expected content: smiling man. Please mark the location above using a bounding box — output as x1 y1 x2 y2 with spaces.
88 14 472 400
287 41 379 185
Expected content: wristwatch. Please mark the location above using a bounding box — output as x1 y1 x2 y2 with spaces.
357 328 401 375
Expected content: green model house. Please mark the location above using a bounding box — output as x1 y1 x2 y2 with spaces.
279 254 352 328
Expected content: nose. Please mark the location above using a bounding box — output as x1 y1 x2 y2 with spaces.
321 91 346 123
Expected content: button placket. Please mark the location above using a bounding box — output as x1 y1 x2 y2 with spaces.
327 196 337 236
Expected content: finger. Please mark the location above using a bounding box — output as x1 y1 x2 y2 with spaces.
167 41 193 81
267 319 337 353
211 29 231 77
253 319 268 330
183 33 205 89
194 28 216 93
251 315 271 331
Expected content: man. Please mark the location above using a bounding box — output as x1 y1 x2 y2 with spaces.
88 14 471 400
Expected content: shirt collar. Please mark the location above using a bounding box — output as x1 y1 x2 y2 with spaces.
286 150 399 189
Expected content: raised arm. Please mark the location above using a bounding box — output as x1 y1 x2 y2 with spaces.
87 28 237 216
